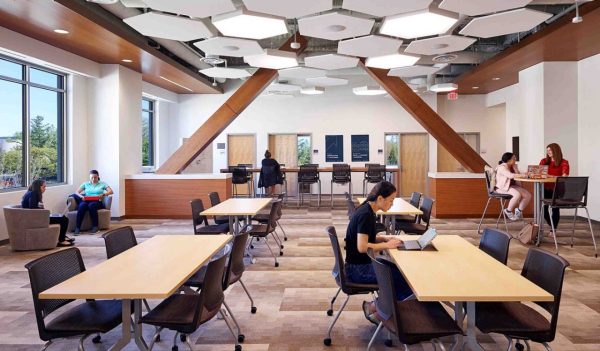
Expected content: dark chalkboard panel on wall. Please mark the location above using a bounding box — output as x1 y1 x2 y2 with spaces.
325 135 344 162
351 135 369 162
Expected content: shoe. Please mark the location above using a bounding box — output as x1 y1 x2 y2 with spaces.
57 241 74 247
90 226 99 233
65 236 75 242
362 301 379 326
503 209 517 221
515 209 523 220
74 228 80 236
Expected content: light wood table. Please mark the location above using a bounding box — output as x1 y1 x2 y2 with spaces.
201 198 272 235
388 235 553 351
356 197 422 234
39 235 231 351
516 176 556 246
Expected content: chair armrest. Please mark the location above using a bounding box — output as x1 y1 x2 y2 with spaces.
67 197 77 211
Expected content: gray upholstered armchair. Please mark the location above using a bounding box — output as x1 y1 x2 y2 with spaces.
66 195 112 232
3 205 60 251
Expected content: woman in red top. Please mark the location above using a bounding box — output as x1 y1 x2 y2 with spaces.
540 143 570 228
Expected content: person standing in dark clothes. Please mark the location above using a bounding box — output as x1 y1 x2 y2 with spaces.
21 179 73 247
258 150 282 195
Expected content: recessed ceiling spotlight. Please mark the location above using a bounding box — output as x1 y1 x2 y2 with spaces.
472 86 479 89
86 0 118 4
53 29 69 34
121 59 133 63
492 77 501 81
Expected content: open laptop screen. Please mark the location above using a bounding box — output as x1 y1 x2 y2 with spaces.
417 228 437 248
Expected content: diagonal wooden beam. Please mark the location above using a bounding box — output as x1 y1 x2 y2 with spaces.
361 62 488 172
157 34 309 174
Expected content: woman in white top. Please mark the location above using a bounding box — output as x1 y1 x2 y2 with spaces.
495 152 531 220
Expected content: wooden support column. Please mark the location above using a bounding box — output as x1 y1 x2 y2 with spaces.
361 63 488 172
157 34 309 174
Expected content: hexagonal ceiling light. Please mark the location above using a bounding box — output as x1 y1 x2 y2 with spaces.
304 54 359 70
365 53 420 69
278 67 326 79
439 0 532 16
298 11 374 41
193 37 263 58
405 35 476 56
144 0 236 18
199 67 252 79
244 49 299 69
387 65 442 78
459 8 552 38
212 8 288 40
380 6 459 39
342 0 433 17
338 35 403 58
123 12 217 41
242 0 332 18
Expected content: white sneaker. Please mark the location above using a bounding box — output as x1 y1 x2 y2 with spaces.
504 209 517 221
514 209 523 220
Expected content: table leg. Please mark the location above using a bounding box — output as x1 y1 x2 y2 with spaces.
452 302 465 349
229 216 234 235
133 299 148 350
463 302 484 351
535 183 544 245
390 215 396 235
108 299 132 351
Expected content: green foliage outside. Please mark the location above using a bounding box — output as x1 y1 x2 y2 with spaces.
386 141 398 165
142 114 151 166
297 136 311 165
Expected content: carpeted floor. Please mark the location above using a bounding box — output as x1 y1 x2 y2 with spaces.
1 202 599 351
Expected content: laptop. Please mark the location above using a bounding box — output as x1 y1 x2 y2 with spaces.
400 228 438 251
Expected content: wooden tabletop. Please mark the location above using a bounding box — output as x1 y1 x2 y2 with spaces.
515 176 557 183
387 235 553 302
355 197 423 216
39 235 231 300
220 167 398 173
201 198 272 216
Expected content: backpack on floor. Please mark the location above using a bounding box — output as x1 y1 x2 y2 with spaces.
517 222 539 245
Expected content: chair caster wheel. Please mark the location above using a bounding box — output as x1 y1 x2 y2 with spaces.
280 245 284 249
326 309 333 316
155 334 161 342
92 335 101 343
323 338 331 346
279 251 283 256
251 258 257 264
251 306 257 314
284 237 288 241
384 339 393 347
235 345 242 351
250 245 254 249
515 342 525 351
275 262 279 267
180 334 186 342
238 334 245 343
172 346 178 351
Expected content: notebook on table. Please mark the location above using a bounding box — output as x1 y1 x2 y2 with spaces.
82 196 101 202
399 228 438 251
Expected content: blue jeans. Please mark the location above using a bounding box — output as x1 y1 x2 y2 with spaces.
346 262 413 301
71 194 104 228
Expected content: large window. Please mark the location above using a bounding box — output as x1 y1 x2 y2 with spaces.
0 56 65 191
297 134 311 165
384 133 400 166
141 98 155 168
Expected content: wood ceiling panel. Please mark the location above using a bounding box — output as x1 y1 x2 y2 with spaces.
0 0 221 94
457 1 600 94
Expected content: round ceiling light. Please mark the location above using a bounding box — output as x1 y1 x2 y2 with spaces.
430 83 458 93
201 55 226 65
223 45 240 52
326 24 347 32
53 29 69 34
432 53 458 63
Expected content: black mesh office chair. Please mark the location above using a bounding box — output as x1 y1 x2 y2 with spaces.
479 228 512 265
475 247 569 351
344 192 356 219
25 248 124 351
253 193 287 243
394 197 435 235
363 164 386 196
298 164 321 208
141 255 242 351
394 192 422 224
478 169 513 235
367 255 462 351
209 192 238 224
245 200 283 267
231 165 253 198
331 164 351 208
323 226 378 346
542 176 597 257
190 199 230 234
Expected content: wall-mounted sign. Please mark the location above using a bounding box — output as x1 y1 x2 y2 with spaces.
325 135 344 162
351 134 369 162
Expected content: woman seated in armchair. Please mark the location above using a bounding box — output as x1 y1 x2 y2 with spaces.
72 170 113 234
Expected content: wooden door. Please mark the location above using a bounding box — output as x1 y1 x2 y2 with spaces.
268 134 298 196
437 133 479 172
228 134 256 195
400 133 428 196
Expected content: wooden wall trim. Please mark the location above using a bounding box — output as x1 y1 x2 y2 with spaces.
157 33 309 174
361 63 488 173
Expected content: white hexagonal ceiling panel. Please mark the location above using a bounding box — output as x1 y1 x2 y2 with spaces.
144 0 235 18
338 35 403 58
459 8 552 38
405 35 476 56
342 0 433 17
199 67 252 79
439 0 532 16
193 37 263 57
387 65 441 78
305 77 348 86
244 49 298 69
213 8 288 40
278 67 325 79
298 12 374 41
304 54 359 70
123 12 217 41
242 0 332 19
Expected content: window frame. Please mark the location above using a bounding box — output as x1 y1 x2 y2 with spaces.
141 97 155 170
0 54 67 192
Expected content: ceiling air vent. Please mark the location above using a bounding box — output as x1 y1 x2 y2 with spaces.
432 53 458 63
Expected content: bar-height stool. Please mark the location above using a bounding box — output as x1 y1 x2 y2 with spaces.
543 176 597 257
238 163 255 196
363 164 386 196
478 169 512 235
298 164 321 208
231 165 253 198
330 164 351 208
279 163 288 203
